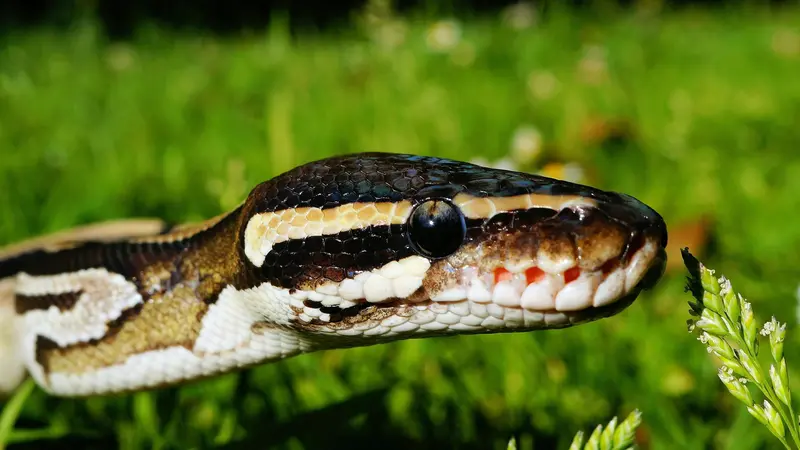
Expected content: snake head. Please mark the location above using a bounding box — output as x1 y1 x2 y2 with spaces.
239 153 667 345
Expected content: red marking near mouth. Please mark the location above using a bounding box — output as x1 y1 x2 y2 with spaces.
525 267 545 284
494 268 513 284
564 267 580 283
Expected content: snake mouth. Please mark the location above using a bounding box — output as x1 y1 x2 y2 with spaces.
419 235 666 325
288 235 666 335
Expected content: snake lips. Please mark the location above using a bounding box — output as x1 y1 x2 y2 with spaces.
0 153 667 396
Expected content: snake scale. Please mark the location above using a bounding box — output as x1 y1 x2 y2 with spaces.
0 153 668 397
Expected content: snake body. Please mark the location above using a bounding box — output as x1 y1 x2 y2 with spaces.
0 153 667 397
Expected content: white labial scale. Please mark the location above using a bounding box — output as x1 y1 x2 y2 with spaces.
315 284 338 296
358 256 432 303
624 241 657 291
594 268 626 307
338 279 364 301
520 274 562 310
393 276 422 298
467 279 492 303
492 281 520 307
363 274 393 303
554 272 602 312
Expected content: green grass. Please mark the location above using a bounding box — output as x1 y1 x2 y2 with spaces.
1 4 800 449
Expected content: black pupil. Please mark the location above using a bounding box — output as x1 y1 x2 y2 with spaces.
407 199 467 258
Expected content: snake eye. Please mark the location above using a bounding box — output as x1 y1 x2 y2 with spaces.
407 199 466 259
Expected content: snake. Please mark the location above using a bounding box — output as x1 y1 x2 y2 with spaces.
0 153 668 397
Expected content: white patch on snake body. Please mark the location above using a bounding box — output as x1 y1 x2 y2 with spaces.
0 277 25 394
45 329 307 396
14 269 143 388
16 269 142 348
194 283 296 354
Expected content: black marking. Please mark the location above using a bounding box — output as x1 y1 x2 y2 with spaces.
16 290 84 314
249 152 611 213
0 238 183 281
248 224 416 290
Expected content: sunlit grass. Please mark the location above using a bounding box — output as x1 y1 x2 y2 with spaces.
1 4 800 449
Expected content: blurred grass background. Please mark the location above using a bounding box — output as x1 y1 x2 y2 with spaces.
1 1 800 448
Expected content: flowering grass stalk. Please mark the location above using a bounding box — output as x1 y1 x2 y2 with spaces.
682 248 800 449
505 409 641 450
567 410 641 450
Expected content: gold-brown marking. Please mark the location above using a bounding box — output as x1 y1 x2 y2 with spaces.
35 209 247 375
37 284 208 374
453 193 595 219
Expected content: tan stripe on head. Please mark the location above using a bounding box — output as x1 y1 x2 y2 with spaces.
244 201 413 267
453 193 596 219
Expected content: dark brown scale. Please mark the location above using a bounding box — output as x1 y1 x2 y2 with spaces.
304 300 323 309
483 213 514 234
15 290 84 314
324 267 346 282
